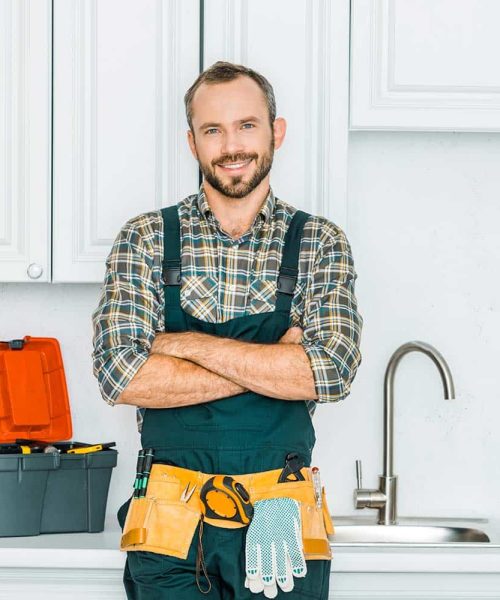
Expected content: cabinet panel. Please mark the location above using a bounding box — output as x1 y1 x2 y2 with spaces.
203 0 350 230
350 0 500 131
0 0 51 282
330 572 500 599
52 0 200 282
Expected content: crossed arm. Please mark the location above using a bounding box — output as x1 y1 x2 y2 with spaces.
92 219 362 411
116 326 317 408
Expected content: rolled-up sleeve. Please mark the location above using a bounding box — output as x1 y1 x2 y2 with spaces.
91 219 159 406
301 229 363 403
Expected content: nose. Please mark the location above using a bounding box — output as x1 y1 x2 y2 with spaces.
219 130 246 158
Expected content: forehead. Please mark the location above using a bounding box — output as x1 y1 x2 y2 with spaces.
191 76 268 125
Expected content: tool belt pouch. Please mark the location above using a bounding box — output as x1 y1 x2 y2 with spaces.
251 477 335 561
120 496 200 560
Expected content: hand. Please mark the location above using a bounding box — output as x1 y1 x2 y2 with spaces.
245 497 307 598
278 326 303 345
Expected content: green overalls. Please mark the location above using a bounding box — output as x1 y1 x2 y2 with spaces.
117 205 332 599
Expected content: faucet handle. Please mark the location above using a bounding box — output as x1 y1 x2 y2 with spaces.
353 459 387 511
356 459 362 488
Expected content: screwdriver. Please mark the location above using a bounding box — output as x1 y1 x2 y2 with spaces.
138 448 155 498
133 449 146 498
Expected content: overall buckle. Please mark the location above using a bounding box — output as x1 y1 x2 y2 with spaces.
277 266 298 296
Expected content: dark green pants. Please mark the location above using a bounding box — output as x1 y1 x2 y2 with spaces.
117 496 331 599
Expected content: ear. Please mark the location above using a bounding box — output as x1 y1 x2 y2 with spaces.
272 117 287 150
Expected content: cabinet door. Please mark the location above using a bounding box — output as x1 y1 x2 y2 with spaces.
203 0 350 231
0 0 52 282
350 0 500 131
52 0 200 282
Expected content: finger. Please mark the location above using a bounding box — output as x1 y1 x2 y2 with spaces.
290 518 307 578
246 544 264 592
276 538 288 585
245 538 260 580
263 579 278 599
287 327 302 339
261 541 277 587
277 542 294 593
246 576 264 594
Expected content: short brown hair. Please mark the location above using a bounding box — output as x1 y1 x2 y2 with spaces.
184 61 276 134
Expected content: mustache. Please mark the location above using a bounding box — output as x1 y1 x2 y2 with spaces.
214 155 257 165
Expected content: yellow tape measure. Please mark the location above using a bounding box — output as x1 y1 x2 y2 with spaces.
199 475 253 526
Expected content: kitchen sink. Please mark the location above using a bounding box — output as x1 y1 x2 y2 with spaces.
329 516 490 544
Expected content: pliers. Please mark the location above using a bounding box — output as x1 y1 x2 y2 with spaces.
277 452 306 483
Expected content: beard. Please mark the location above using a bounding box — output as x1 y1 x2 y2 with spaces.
196 133 275 199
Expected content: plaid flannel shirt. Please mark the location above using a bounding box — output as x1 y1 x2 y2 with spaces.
92 184 363 433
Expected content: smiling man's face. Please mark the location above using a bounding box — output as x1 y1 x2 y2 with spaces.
187 76 286 199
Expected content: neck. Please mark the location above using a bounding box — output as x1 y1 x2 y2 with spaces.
202 179 270 239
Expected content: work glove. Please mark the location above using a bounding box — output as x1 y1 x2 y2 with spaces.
245 497 307 598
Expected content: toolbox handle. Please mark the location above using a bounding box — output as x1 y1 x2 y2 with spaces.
0 339 25 350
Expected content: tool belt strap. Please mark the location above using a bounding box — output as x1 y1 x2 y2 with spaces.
149 463 315 501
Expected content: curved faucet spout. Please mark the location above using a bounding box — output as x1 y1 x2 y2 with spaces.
354 340 456 525
383 341 456 479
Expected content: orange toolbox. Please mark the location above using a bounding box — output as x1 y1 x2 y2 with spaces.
0 336 117 536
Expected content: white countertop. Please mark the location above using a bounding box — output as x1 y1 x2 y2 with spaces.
0 514 498 574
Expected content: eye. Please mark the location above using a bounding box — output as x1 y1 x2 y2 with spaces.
242 123 255 129
205 128 218 135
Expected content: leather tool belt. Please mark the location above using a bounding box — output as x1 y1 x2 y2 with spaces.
120 463 335 561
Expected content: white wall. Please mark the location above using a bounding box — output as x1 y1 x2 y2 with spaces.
1 131 499 527
315 131 499 520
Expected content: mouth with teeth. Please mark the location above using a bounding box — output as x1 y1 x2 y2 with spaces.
217 158 253 173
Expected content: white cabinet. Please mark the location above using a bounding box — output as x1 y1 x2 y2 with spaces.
350 0 500 131
52 0 200 282
0 0 52 282
0 0 199 283
203 0 351 230
4 0 500 281
1 537 499 599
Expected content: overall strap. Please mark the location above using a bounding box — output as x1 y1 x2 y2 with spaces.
160 204 311 322
275 209 310 313
160 205 184 331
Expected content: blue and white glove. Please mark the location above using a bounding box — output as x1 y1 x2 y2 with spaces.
245 497 307 598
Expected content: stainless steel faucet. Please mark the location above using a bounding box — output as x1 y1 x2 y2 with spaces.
354 341 456 525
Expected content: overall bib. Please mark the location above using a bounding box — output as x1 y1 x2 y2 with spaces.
117 206 332 599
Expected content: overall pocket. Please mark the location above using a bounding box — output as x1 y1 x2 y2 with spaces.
120 496 200 560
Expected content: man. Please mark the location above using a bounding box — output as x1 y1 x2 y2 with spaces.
92 61 363 599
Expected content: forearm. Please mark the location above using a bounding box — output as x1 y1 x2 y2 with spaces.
116 352 247 408
153 332 318 401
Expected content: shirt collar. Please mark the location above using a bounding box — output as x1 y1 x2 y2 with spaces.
196 182 275 226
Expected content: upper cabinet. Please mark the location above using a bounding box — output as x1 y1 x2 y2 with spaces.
5 0 499 283
350 0 500 131
0 0 52 282
52 0 200 282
